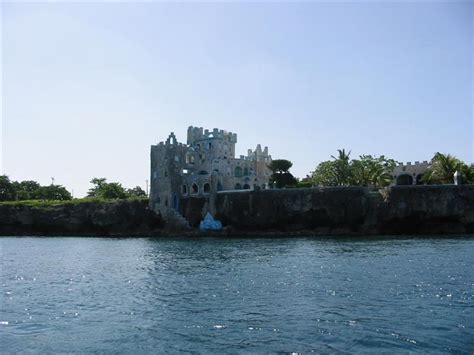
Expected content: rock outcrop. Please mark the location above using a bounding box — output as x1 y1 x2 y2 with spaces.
0 199 164 236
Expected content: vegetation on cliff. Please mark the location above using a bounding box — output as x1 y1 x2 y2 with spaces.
0 175 147 203
422 153 474 185
311 150 397 189
268 159 298 188
87 178 146 200
310 151 473 188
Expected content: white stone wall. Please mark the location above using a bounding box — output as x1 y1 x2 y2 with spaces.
391 161 430 185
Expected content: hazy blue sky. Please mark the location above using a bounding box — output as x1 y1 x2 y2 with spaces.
2 1 472 197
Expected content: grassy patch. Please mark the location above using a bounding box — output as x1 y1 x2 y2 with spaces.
0 197 149 207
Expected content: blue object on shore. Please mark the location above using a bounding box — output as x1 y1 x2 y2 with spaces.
199 212 223 230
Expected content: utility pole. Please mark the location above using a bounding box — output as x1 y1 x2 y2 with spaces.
51 177 55 186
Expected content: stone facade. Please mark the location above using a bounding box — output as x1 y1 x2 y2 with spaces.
150 126 272 216
391 161 430 185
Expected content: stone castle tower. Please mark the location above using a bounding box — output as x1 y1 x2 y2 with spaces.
150 126 272 216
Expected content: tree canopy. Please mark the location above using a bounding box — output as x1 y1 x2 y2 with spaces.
423 153 474 184
0 175 72 201
311 150 398 189
268 159 298 188
87 178 128 199
0 175 148 202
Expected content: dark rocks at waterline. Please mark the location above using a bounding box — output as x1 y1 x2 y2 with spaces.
0 199 164 236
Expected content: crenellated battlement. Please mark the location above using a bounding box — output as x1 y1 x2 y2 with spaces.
187 126 237 145
397 161 429 167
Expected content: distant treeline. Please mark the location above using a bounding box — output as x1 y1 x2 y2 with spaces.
0 176 146 202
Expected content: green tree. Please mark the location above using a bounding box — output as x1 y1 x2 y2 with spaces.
87 178 107 197
100 183 128 199
311 160 338 186
36 185 72 201
87 178 128 199
330 149 352 186
460 163 474 184
268 159 297 188
311 151 398 189
351 155 397 189
13 180 41 200
127 186 147 197
422 153 464 184
0 175 16 201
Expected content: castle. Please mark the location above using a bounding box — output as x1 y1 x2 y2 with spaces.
392 161 430 186
150 126 272 215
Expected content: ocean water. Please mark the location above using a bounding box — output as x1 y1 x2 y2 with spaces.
1 236 473 353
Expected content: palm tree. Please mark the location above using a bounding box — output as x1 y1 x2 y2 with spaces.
331 149 351 162
424 153 463 184
331 149 352 186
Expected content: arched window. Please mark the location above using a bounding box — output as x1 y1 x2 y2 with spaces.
191 183 199 195
203 183 211 194
182 185 188 195
235 183 242 190
396 174 413 186
186 153 195 164
235 166 242 177
243 184 250 190
243 167 249 176
217 182 223 191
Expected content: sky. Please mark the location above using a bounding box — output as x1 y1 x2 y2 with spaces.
1 1 472 197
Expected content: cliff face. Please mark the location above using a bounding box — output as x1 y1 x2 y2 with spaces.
0 199 164 236
182 185 474 235
1 186 473 236
213 187 369 233
373 186 474 234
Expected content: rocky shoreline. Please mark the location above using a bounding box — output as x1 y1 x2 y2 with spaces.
1 185 473 237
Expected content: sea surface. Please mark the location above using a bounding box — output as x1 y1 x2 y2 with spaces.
1 236 473 353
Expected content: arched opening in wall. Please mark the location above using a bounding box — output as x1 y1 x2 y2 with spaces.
217 182 223 191
396 174 413 186
208 142 212 150
235 183 242 190
261 184 266 190
243 167 249 176
203 183 211 194
235 166 242 177
186 153 195 164
416 174 424 185
243 184 250 190
182 185 188 195
173 194 179 210
165 198 168 207
191 183 199 195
